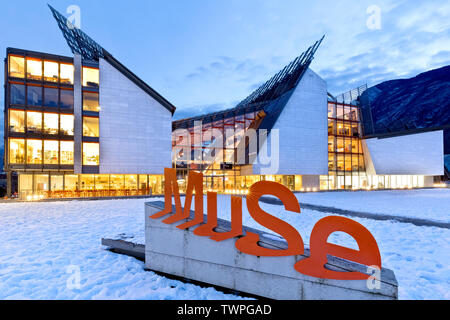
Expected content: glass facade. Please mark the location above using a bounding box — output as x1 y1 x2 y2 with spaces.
82 142 100 165
82 67 99 87
18 173 164 200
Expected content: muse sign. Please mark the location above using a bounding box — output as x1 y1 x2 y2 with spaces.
151 168 382 280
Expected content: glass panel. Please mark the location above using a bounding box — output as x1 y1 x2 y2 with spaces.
82 92 100 112
328 136 335 152
44 87 58 107
43 113 59 135
337 155 344 171
44 61 58 82
9 110 25 133
26 139 42 164
83 117 99 137
64 175 78 190
60 141 74 165
95 175 109 190
35 174 49 192
10 84 25 105
27 85 42 106
44 140 59 164
9 138 25 164
19 174 33 197
83 143 99 165
51 175 64 191
60 64 74 85
345 154 352 171
26 111 42 133
125 175 138 190
336 105 344 119
60 114 74 136
82 67 99 87
139 175 148 191
80 175 95 190
26 58 42 81
327 103 336 118
328 154 336 171
9 56 25 78
110 175 125 190
60 89 74 109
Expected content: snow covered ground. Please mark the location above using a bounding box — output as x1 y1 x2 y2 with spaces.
0 189 449 300
296 188 450 223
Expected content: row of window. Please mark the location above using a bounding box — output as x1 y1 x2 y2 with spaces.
9 55 99 87
328 154 365 172
328 103 359 121
9 110 74 135
328 120 360 137
11 84 74 109
8 139 99 166
328 136 363 154
10 84 100 112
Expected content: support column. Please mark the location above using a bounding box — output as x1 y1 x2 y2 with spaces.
6 171 12 197
74 54 82 174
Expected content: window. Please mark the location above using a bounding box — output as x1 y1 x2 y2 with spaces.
44 113 59 135
11 84 25 105
35 174 49 192
60 114 74 136
26 111 42 133
83 92 100 112
82 67 99 87
125 175 138 190
27 85 42 106
26 58 42 81
44 140 59 164
9 138 25 164
60 64 74 85
9 55 25 78
110 175 124 189
83 142 99 165
60 89 74 109
328 103 336 118
64 175 78 190
26 139 42 164
51 175 64 191
83 117 99 137
9 110 25 133
44 61 58 82
60 141 74 165
44 87 58 107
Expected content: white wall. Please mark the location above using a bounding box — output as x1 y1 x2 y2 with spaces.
363 130 444 176
99 59 172 174
252 68 328 175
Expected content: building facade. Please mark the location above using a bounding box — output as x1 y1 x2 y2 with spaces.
2 5 445 200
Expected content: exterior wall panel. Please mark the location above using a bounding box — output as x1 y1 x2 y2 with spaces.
363 130 444 176
253 68 328 175
99 59 172 174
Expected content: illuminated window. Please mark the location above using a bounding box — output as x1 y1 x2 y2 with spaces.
26 139 42 164
26 111 42 133
82 67 99 87
44 87 58 107
83 92 100 112
9 138 25 164
44 140 59 164
35 174 49 192
60 89 74 109
125 175 138 190
44 61 58 82
26 58 42 81
110 175 124 189
60 64 74 85
44 113 59 135
328 103 336 118
65 175 78 190
83 117 99 137
51 175 64 191
27 85 42 106
60 141 74 165
60 114 74 136
9 110 25 133
11 84 25 105
83 143 99 165
80 175 95 190
95 175 110 190
9 56 25 78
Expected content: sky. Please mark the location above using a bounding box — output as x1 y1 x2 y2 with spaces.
0 0 449 126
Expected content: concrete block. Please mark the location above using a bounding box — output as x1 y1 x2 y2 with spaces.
145 201 398 300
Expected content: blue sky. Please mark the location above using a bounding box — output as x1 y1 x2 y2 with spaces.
0 0 449 124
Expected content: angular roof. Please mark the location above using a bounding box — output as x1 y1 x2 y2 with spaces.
48 5 176 114
172 36 324 131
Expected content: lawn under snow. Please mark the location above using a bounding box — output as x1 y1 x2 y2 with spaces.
0 189 449 300
296 188 450 223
